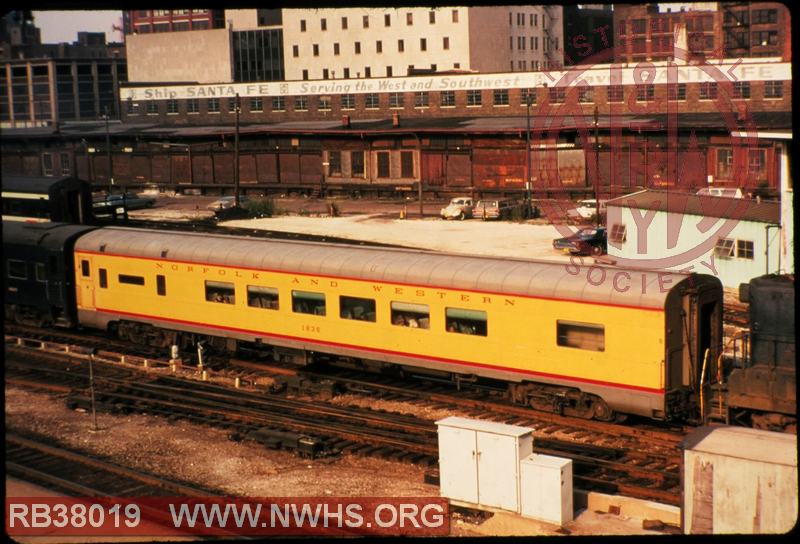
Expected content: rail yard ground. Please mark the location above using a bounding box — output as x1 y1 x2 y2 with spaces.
5 386 670 537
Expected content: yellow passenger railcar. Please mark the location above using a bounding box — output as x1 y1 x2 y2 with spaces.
73 227 722 421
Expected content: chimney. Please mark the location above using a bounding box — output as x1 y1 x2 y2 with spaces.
392 112 400 127
341 115 350 128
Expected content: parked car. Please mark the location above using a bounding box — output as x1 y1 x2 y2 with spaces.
440 197 474 220
207 195 250 211
696 187 743 198
567 199 606 220
93 191 156 212
553 227 607 256
473 198 530 220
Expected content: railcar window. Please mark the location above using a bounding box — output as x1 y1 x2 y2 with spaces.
157 275 166 296
8 260 27 280
446 308 487 336
391 301 430 329
99 268 108 288
119 275 145 286
248 286 279 309
81 260 90 277
35 263 46 282
556 320 605 352
292 290 326 315
206 281 235 304
340 296 376 322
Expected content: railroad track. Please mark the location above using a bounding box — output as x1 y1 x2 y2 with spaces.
6 332 683 505
6 432 218 497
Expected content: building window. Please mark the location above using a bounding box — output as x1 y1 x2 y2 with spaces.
430 11 436 24
319 96 331 110
351 151 365 176
207 98 220 113
737 240 754 260
578 87 594 103
385 14 391 26
272 96 285 112
452 9 459 23
752 9 778 24
733 81 751 99
407 12 413 25
389 92 404 108
748 149 766 174
376 40 382 53
247 286 279 309
764 81 783 99
227 98 237 113
391 301 430 329
716 148 734 178
341 94 355 110
714 237 735 258
294 96 308 111
549 88 566 103
414 91 430 108
751 30 778 47
292 45 299 57
320 18 327 31
609 223 627 244
398 39 405 52
637 84 655 102
668 83 686 101
365 93 379 109
355 42 361 54
146 101 159 115
441 90 456 107
344 68 350 78
187 99 200 113
292 290 326 315
493 89 509 106
341 16 348 29
60 152 71 176
328 150 341 174
363 15 369 28
699 82 718 100
521 88 536 105
206 281 235 304
126 99 138 115
249 97 263 112
340 296 376 321
420 38 427 51
323 68 330 79
313 44 319 56
41 153 54 176
443 36 450 50
300 20 306 32
400 151 414 178
446 308 487 336
7 260 27 280
386 66 393 77
334 43 340 55
166 99 179 114
377 151 390 177
556 320 605 352
466 90 482 106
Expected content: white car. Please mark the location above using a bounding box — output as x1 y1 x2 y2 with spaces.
440 197 474 220
569 199 606 220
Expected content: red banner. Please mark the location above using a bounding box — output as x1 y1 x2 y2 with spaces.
6 497 450 536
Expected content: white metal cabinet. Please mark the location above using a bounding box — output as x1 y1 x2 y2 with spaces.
436 416 534 512
520 454 573 525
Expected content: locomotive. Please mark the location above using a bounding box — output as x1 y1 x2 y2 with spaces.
5 220 729 423
726 275 796 433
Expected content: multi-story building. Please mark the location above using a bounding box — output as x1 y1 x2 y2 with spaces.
122 9 225 35
0 14 126 128
123 7 564 85
614 2 790 63
562 4 614 65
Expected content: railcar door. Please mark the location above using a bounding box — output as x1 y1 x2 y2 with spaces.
76 255 95 310
680 288 721 396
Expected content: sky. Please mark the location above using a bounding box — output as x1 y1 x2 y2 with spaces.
32 10 123 44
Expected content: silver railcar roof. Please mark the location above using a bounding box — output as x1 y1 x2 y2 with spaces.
74 227 701 309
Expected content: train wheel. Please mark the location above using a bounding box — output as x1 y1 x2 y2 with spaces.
592 398 615 422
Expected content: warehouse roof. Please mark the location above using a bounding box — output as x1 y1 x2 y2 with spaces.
606 190 781 224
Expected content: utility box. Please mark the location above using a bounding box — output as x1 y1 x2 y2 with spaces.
520 454 573 526
436 416 533 513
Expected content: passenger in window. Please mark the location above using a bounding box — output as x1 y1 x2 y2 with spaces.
407 316 419 328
